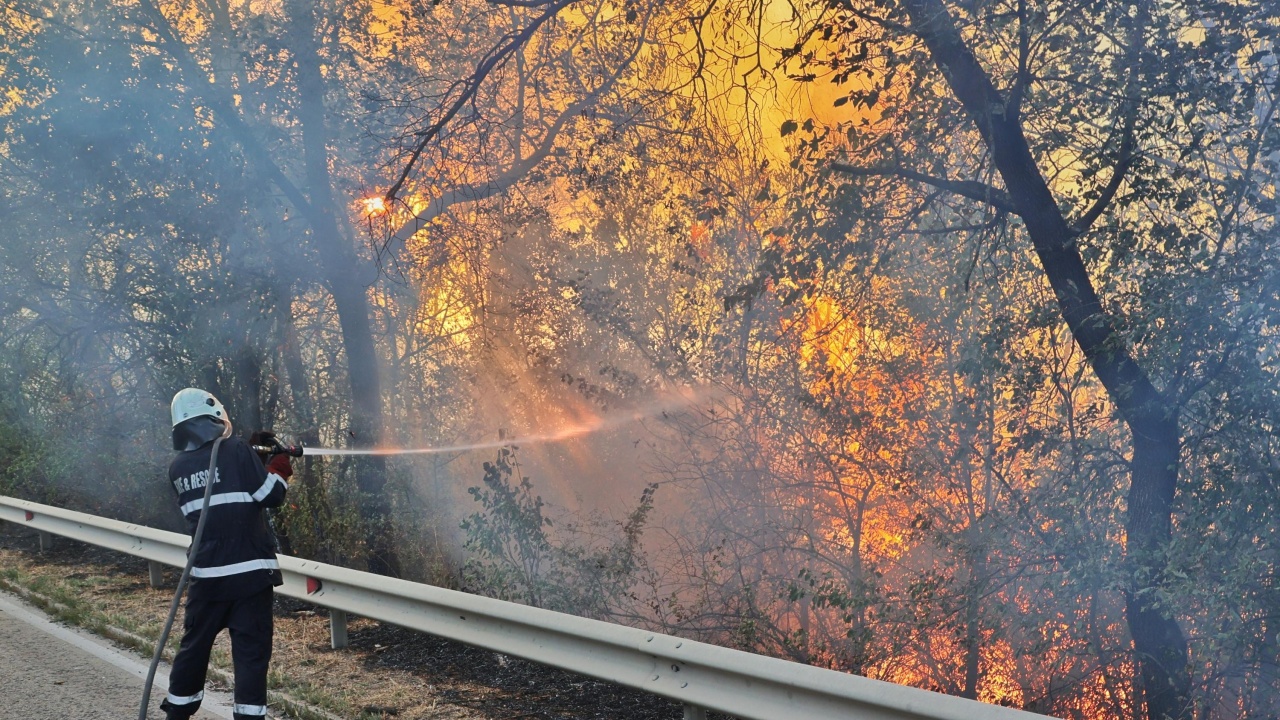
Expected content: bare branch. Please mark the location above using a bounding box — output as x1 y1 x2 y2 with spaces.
830 162 1018 214
485 0 566 6
384 0 578 203
1069 1 1148 236
1006 0 1030 119
386 17 645 251
1069 103 1137 235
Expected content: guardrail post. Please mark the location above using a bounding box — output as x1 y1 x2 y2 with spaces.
148 561 165 588
682 704 707 720
38 530 53 552
329 609 348 649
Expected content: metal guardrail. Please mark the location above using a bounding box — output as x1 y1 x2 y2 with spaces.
0 495 1053 720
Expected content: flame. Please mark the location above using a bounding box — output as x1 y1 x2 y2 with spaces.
362 195 387 215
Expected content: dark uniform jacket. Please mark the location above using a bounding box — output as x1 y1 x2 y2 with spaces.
169 436 288 601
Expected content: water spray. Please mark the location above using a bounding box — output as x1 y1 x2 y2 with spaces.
292 394 701 457
298 428 593 457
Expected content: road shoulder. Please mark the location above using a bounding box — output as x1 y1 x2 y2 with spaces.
0 588 234 719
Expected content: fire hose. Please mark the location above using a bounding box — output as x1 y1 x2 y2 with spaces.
136 432 301 718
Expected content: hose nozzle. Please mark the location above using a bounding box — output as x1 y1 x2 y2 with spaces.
251 443 304 457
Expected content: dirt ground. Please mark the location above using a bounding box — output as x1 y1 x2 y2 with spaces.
0 524 693 720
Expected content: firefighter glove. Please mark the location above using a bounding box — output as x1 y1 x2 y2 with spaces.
266 452 293 480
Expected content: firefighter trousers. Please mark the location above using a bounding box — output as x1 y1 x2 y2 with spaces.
160 585 274 719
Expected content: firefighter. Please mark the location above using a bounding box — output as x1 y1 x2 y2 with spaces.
161 388 292 720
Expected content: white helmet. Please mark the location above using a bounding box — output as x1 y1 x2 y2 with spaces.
171 387 229 428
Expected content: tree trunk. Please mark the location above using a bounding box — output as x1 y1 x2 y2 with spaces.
896 1 1190 717
277 282 316 435
233 341 263 435
286 0 399 576
961 542 983 700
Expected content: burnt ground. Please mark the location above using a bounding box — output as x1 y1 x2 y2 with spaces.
0 524 729 720
322 601 682 720
271 591 697 720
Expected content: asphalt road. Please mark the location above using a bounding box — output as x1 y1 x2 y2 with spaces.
0 589 233 720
